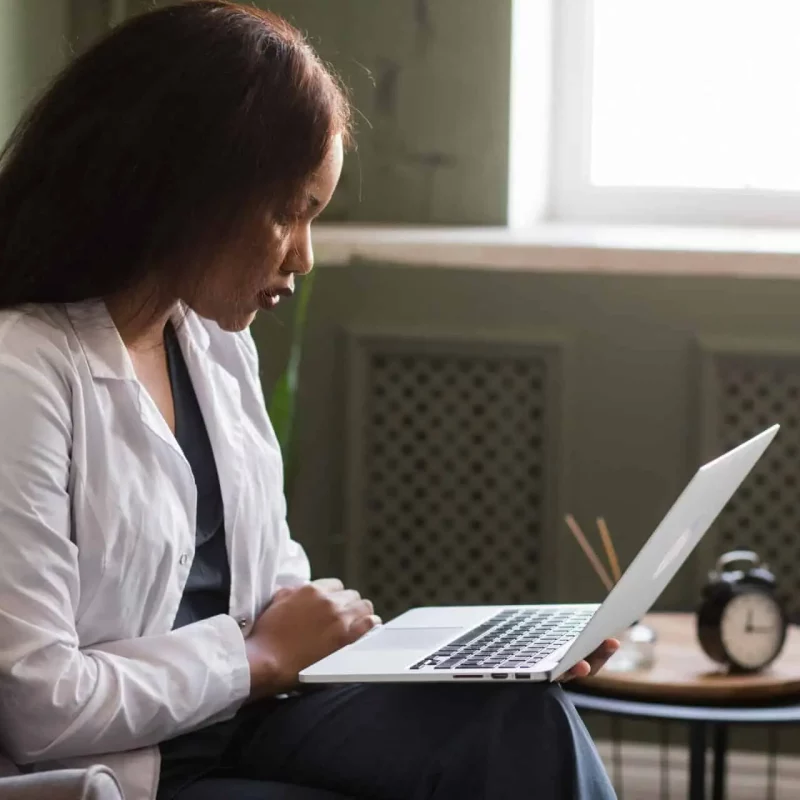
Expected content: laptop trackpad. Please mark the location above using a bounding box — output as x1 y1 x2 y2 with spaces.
349 627 462 651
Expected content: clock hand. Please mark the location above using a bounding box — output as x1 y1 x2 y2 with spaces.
746 609 754 633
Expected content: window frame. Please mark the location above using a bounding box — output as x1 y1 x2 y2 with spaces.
517 0 800 228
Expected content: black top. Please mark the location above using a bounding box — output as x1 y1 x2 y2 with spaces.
158 324 239 798
164 322 231 629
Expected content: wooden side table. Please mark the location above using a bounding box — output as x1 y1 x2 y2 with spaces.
566 612 800 800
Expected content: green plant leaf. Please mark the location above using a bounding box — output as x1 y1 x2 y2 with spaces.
268 270 316 492
268 370 293 455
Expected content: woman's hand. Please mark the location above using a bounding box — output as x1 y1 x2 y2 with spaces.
558 638 620 682
245 578 380 698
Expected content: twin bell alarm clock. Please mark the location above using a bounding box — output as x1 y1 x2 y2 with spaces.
697 550 788 673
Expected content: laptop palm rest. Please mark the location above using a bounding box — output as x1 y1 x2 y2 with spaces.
348 627 462 651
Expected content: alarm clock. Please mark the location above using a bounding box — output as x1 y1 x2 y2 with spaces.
697 550 788 673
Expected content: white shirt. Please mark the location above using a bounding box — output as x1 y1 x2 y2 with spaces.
0 302 310 800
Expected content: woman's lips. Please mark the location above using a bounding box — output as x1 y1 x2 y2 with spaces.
258 291 280 310
257 286 293 310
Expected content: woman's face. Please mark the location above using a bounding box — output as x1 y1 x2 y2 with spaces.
186 134 344 332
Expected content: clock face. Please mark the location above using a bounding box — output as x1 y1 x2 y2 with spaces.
720 590 784 670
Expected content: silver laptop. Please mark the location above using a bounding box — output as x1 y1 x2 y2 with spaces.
300 425 779 685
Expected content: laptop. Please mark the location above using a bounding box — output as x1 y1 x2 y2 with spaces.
300 425 779 685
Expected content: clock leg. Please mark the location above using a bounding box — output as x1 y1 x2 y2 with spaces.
712 724 728 800
689 722 707 800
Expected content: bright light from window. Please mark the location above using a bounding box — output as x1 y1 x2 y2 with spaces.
591 0 800 191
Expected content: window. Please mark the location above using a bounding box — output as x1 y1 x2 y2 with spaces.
511 0 800 227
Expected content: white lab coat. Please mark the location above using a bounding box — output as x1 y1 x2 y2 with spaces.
0 301 311 800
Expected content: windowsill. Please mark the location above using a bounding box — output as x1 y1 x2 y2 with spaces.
314 223 800 279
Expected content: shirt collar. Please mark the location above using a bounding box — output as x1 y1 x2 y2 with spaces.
171 305 211 355
66 300 211 381
66 300 136 381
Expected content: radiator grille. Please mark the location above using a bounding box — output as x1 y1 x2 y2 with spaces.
710 358 800 616
356 347 550 619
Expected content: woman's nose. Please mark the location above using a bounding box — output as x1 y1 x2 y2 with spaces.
282 227 313 275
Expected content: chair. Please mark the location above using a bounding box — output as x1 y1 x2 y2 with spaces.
0 756 123 800
0 752 354 800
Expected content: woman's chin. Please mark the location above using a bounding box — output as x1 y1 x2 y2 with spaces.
219 310 257 332
194 309 257 332
184 298 259 332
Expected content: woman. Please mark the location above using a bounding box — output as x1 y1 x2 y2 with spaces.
0 3 619 799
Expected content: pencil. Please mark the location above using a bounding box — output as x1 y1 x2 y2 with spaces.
564 514 613 592
597 517 622 584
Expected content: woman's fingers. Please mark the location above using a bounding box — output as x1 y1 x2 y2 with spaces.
558 660 591 682
586 639 620 674
270 587 295 604
558 638 620 682
348 613 383 639
311 577 345 593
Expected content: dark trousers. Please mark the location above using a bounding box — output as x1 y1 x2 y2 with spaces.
158 683 616 800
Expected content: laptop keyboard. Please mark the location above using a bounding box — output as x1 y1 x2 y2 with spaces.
410 607 595 671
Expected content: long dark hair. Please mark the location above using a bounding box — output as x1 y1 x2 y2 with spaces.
0 1 350 310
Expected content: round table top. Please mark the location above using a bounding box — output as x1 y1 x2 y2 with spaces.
573 612 800 705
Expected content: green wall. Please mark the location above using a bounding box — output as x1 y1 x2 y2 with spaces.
272 0 513 225
0 0 69 146
130 0 513 224
21 0 513 222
